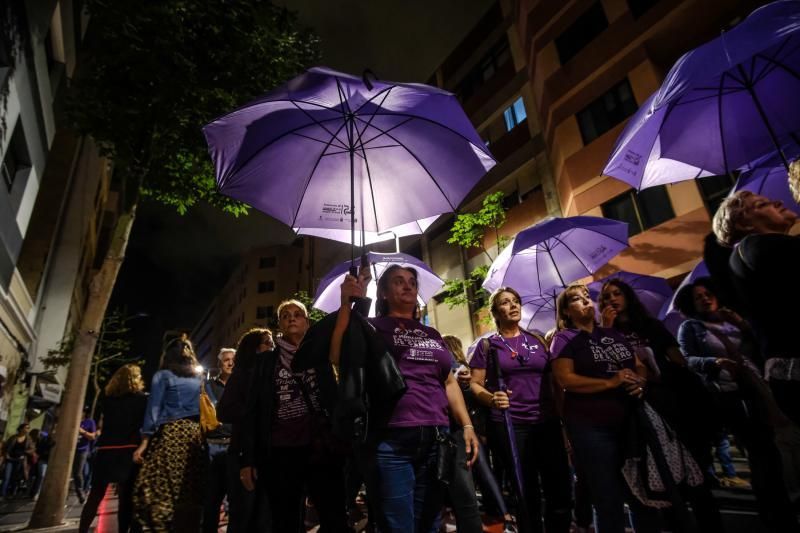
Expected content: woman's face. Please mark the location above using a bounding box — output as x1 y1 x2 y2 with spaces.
739 193 797 235
600 283 627 313
258 332 274 352
381 268 418 310
493 291 522 325
565 287 595 323
279 305 309 338
692 285 718 314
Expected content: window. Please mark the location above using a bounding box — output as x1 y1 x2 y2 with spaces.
627 0 660 19
697 174 735 216
259 256 276 269
1 122 31 192
503 97 528 132
257 280 275 293
576 79 638 145
601 186 675 236
456 38 511 101
555 3 608 64
257 306 274 320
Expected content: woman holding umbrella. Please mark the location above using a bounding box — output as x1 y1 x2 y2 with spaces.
469 287 572 533
550 283 659 533
334 265 479 533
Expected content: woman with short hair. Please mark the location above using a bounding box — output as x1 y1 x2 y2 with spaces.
239 300 350 533
334 264 479 533
133 337 206 531
79 364 147 533
469 287 572 533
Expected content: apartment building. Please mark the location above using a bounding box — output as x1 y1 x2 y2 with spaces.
0 1 118 436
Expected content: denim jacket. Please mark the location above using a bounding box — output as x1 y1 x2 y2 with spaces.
677 319 738 392
142 369 201 435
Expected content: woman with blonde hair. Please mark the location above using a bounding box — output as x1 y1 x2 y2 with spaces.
79 364 147 533
133 337 206 531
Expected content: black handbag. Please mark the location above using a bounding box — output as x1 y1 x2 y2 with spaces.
435 428 458 485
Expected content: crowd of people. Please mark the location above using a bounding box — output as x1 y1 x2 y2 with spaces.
6 168 800 533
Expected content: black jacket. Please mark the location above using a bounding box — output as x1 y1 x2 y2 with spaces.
239 349 281 468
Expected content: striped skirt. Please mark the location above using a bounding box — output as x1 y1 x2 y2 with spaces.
133 418 207 531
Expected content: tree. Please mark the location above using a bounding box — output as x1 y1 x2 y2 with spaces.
31 1 320 526
293 290 328 324
441 191 510 313
42 309 145 419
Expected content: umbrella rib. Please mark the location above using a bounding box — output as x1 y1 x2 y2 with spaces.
221 113 344 187
717 72 730 176
357 139 382 238
363 111 493 157
352 87 395 151
357 116 415 147
349 118 459 211
552 234 598 276
289 99 350 150
755 53 800 82
288 118 354 230
290 131 349 151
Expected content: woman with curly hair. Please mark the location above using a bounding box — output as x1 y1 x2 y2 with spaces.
79 364 147 533
132 337 206 531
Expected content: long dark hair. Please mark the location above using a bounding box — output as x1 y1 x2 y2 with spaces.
674 276 718 319
376 264 420 319
599 279 652 332
234 327 272 371
160 337 198 378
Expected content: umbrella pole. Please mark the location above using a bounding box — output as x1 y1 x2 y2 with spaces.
737 65 790 170
349 118 357 276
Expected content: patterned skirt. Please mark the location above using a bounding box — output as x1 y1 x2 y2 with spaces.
133 418 207 531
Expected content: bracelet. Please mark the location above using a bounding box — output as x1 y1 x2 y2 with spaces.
463 424 475 430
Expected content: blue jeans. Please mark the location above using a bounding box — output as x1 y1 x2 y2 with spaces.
369 426 447 533
1 459 24 497
714 434 737 477
566 422 660 533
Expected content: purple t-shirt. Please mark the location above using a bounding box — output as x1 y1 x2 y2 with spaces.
76 418 97 452
371 316 451 428
270 357 320 447
470 332 553 423
550 327 636 427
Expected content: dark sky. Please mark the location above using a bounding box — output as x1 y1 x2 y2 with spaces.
111 0 495 367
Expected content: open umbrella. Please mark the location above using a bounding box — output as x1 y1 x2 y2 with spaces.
518 289 560 336
603 1 800 190
312 252 444 315
588 271 673 319
659 261 710 335
204 67 495 268
482 216 629 296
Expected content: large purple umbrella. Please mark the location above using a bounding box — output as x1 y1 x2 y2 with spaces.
588 271 673 319
312 252 443 315
604 1 800 190
518 289 560 336
204 67 495 265
482 217 629 296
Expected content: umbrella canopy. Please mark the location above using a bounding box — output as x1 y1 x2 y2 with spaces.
312 252 444 315
733 164 800 216
659 261 710 335
603 1 800 190
204 67 495 255
482 216 629 297
588 271 673 319
519 289 560 336
295 215 440 246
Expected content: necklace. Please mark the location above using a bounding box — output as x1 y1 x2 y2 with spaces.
495 331 531 365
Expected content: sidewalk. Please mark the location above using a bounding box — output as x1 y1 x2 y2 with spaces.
0 492 96 533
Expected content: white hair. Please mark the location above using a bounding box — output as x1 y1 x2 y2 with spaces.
217 348 236 362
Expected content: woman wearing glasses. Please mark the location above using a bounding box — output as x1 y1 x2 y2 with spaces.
470 287 572 533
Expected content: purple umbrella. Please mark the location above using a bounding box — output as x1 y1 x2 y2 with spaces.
604 1 800 190
312 252 443 315
659 261 710 336
482 217 629 297
518 289 560 336
588 271 673 319
204 67 495 267
733 162 800 215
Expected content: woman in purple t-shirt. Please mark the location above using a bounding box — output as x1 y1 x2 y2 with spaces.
469 287 571 533
334 264 479 533
550 284 659 533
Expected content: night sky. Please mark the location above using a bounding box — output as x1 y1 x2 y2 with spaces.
110 0 495 370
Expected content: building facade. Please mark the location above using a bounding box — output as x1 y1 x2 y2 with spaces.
420 0 766 345
0 0 118 437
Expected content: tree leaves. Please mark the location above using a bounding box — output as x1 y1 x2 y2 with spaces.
69 0 320 214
